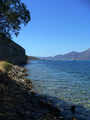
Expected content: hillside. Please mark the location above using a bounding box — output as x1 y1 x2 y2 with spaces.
41 48 90 61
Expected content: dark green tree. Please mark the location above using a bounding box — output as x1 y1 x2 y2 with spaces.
0 0 30 39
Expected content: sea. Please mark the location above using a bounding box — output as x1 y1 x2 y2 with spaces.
25 60 90 119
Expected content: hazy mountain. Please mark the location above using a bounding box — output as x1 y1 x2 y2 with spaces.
41 48 90 60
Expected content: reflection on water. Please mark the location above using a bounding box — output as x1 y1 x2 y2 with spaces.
25 60 90 119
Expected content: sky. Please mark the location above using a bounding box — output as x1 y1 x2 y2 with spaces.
14 0 90 57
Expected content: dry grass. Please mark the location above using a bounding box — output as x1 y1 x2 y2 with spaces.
0 61 12 73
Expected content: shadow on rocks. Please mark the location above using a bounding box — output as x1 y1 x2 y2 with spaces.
0 71 90 120
0 72 63 120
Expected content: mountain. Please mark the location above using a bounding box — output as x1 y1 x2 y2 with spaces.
41 48 90 61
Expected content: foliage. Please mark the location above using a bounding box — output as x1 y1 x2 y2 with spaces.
0 0 30 39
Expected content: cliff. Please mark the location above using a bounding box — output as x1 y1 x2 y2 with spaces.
0 37 27 65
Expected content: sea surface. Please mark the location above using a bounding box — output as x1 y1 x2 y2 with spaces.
25 60 90 119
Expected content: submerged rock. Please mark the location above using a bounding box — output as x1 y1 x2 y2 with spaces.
71 105 76 114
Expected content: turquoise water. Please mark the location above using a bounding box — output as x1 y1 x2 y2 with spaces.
26 60 90 119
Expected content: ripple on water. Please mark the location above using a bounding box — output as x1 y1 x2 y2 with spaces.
26 60 90 119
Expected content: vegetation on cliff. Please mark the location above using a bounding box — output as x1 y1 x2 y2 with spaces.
0 0 31 65
0 61 12 72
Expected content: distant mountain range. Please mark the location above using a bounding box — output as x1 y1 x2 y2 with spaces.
41 48 90 61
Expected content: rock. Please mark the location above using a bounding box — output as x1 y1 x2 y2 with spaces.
0 64 65 120
71 105 76 114
0 38 27 65
39 100 61 116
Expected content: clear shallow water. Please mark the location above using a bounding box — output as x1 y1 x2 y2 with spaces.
26 60 90 118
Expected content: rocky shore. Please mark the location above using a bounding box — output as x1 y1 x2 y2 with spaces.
0 62 66 120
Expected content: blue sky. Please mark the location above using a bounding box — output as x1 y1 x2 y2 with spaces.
14 0 90 57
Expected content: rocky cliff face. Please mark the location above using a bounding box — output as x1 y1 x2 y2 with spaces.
0 37 27 65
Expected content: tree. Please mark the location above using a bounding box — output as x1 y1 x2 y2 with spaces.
0 0 30 39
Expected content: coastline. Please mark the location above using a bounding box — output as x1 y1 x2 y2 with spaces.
0 60 90 120
0 62 64 120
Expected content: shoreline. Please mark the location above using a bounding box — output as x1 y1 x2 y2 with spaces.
0 61 88 120
0 62 65 120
